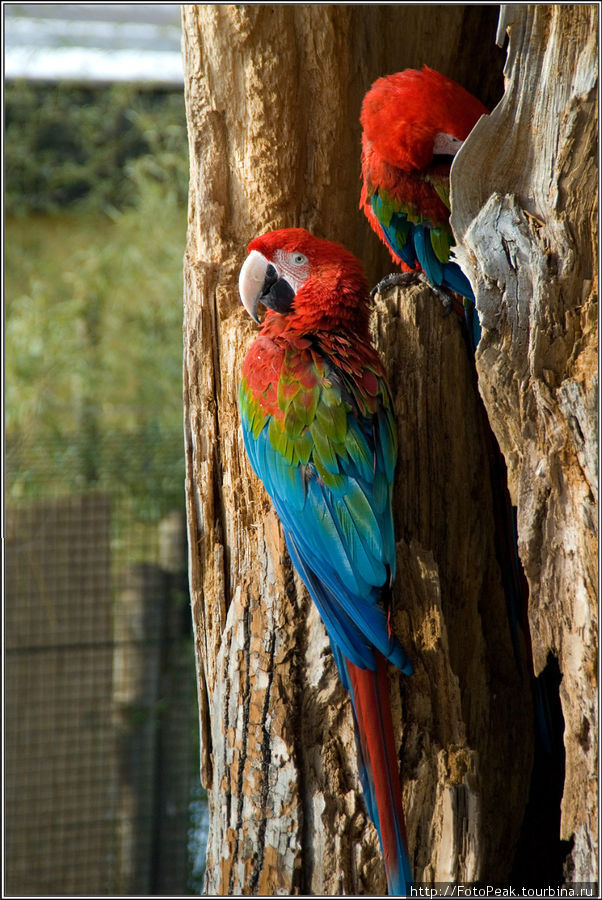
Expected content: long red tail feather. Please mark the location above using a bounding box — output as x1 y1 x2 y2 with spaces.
347 652 412 893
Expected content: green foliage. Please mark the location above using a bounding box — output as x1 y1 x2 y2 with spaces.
5 82 189 521
6 82 204 889
5 80 188 215
6 197 187 517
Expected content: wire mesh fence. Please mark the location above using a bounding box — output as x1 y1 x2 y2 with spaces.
5 431 207 896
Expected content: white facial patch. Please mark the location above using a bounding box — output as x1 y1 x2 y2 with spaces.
272 248 310 294
432 132 464 157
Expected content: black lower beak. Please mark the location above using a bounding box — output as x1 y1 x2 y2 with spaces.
260 264 296 314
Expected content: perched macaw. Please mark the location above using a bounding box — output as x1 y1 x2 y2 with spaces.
238 227 413 894
360 66 488 349
361 67 552 752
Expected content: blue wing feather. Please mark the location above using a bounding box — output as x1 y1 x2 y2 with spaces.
240 341 413 893
413 224 444 286
239 372 411 675
370 191 477 307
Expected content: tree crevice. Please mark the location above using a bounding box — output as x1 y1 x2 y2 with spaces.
182 4 597 892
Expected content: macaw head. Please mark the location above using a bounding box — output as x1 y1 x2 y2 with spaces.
361 66 488 172
238 228 371 335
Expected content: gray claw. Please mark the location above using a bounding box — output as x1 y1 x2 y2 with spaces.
370 271 420 298
416 273 455 316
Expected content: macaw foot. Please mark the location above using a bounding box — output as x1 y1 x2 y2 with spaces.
370 270 420 298
414 274 460 317
371 272 467 325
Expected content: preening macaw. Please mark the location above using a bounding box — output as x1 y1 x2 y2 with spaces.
360 66 488 349
238 227 413 894
361 67 552 752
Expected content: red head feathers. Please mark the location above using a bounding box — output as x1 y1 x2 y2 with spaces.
239 228 371 336
361 66 488 173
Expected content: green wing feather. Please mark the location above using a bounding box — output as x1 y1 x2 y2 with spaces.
425 170 451 211
240 342 397 580
239 340 406 673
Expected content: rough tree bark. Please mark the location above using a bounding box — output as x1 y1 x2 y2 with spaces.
451 4 598 884
181 4 596 894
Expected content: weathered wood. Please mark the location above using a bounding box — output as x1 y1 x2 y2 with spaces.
373 281 532 883
179 4 552 894
451 4 598 883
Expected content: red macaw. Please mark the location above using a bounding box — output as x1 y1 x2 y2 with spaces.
238 227 413 893
360 65 488 349
361 67 553 752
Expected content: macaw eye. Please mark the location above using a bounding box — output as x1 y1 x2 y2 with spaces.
292 253 307 266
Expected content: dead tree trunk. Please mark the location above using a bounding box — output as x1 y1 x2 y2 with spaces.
451 4 598 884
181 4 595 893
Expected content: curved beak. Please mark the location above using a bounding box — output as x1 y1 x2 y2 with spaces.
238 249 296 323
238 250 269 323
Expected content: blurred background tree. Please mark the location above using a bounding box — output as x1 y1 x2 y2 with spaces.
6 81 188 514
5 17 208 891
